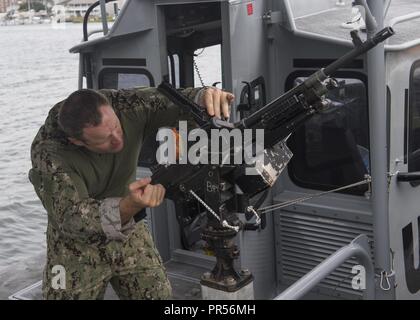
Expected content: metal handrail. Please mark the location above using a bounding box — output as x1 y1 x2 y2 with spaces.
389 12 420 29
385 11 420 51
83 0 117 41
87 29 105 38
274 234 375 300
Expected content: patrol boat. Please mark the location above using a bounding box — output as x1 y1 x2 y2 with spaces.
8 0 420 300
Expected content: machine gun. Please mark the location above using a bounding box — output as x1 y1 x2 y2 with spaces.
151 27 394 296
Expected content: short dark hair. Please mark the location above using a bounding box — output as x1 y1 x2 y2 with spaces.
58 89 110 140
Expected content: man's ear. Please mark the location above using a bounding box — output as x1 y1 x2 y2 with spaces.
68 137 85 146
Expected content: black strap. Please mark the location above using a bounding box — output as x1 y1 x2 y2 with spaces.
134 208 147 222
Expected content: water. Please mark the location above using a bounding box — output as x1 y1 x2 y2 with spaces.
0 24 89 271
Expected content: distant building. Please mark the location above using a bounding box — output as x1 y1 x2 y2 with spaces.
0 0 15 13
57 0 125 18
58 0 98 17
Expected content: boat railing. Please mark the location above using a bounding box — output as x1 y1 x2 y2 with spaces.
274 234 375 300
386 11 420 51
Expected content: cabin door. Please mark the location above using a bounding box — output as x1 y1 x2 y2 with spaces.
220 0 279 299
388 52 420 300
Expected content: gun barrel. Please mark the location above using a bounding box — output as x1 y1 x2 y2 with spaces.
323 27 394 76
242 27 394 130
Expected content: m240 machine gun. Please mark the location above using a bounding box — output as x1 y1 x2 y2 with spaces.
151 27 394 298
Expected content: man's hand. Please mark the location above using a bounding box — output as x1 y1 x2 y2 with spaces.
119 177 165 225
200 87 235 119
128 177 165 208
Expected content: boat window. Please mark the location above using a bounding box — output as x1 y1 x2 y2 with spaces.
98 68 154 89
168 54 180 88
408 61 420 174
287 72 369 195
193 45 222 88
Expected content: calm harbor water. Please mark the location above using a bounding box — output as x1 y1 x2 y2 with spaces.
0 23 221 272
0 23 85 271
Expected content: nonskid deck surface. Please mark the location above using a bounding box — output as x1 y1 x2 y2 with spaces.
4 259 206 300
294 0 420 46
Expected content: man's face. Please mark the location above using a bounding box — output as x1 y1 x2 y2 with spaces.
69 105 124 154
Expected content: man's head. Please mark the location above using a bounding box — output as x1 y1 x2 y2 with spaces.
58 89 124 154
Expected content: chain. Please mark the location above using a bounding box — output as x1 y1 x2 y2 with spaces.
257 176 372 214
193 60 205 87
221 220 240 232
246 206 261 226
189 190 240 232
189 177 371 233
189 190 220 221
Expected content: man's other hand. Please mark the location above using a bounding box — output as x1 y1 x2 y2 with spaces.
128 177 166 209
120 177 166 225
200 87 235 119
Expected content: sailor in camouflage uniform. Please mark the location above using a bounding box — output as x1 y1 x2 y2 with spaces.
29 86 234 299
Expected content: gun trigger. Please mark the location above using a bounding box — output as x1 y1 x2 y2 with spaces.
350 30 363 47
211 117 235 129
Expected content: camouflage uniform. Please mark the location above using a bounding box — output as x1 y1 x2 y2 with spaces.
29 87 199 299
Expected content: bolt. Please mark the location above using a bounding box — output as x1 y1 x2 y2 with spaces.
240 269 251 276
225 276 236 286
202 272 212 280
190 288 201 296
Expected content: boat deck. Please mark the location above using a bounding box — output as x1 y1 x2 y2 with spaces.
5 259 206 300
294 0 420 46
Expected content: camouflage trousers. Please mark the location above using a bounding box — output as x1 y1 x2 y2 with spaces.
42 222 172 300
